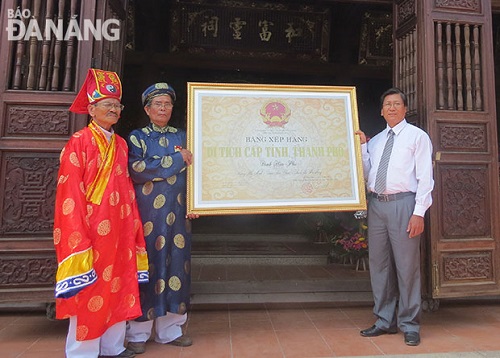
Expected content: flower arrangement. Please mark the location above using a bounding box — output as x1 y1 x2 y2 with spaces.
329 211 369 266
334 230 368 256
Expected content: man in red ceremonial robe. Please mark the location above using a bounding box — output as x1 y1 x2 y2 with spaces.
53 69 148 358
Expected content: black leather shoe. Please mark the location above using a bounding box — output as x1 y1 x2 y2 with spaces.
404 331 420 346
360 325 398 337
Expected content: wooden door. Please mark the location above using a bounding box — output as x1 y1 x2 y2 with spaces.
0 0 128 304
394 0 500 300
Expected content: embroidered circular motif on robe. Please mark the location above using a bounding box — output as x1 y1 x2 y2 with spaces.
53 228 61 245
127 248 133 261
155 279 166 294
158 137 169 148
69 152 80 167
133 160 146 173
143 221 153 236
111 277 121 293
102 265 113 281
68 231 82 249
130 135 141 148
155 235 166 250
120 204 132 218
166 212 176 226
97 220 111 236
109 191 120 206
79 181 85 194
62 198 75 215
87 295 104 312
177 193 184 205
142 181 154 195
153 194 166 209
173 234 185 249
161 156 173 168
76 325 89 341
146 308 155 320
87 158 95 170
115 164 123 176
129 189 136 201
167 175 177 185
140 139 147 152
125 293 136 308
134 219 142 232
168 276 181 291
93 249 100 263
58 174 69 185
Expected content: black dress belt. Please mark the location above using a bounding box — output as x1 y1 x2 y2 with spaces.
369 191 415 202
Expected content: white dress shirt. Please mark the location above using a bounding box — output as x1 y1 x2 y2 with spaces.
361 119 434 217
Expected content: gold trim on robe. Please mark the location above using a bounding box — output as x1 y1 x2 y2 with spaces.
55 248 97 298
86 121 116 205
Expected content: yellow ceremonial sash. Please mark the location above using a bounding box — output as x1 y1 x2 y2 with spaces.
86 121 116 205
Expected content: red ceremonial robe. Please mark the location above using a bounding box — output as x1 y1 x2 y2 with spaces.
53 122 149 341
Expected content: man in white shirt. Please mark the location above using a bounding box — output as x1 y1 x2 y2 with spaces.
356 88 434 346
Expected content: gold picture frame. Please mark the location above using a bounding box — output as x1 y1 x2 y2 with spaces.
186 82 366 215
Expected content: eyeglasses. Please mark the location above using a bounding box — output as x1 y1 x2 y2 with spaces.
383 102 404 109
95 102 125 111
150 101 174 109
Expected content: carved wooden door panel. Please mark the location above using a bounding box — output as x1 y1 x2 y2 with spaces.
394 0 500 300
0 0 127 304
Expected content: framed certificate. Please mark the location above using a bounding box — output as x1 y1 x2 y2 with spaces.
186 82 366 215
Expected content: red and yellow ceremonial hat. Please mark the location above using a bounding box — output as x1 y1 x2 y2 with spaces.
69 68 122 114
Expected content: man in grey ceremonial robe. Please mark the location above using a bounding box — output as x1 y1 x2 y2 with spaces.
355 87 434 347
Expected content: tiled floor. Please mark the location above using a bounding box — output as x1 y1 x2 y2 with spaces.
3 300 500 357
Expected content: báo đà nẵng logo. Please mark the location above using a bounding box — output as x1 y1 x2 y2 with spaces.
5 7 121 41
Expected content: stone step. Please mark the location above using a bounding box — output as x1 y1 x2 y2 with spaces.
189 237 369 305
192 233 314 242
192 254 328 265
190 263 372 305
190 291 374 305
191 238 331 265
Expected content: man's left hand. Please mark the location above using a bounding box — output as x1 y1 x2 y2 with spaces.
407 215 424 238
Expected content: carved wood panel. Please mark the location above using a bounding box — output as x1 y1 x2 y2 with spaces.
438 122 487 152
440 165 490 238
0 153 59 235
442 251 493 283
0 255 57 287
5 106 70 137
435 0 481 12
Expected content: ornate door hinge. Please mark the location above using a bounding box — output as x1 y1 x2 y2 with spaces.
432 261 439 296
